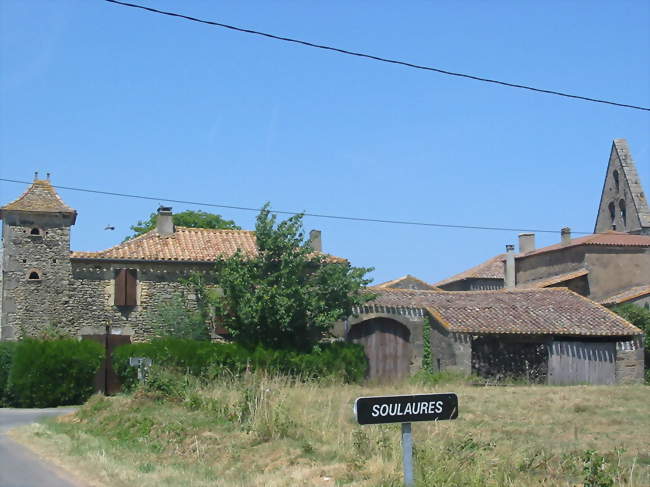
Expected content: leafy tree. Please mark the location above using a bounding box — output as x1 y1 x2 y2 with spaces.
611 303 650 349
198 204 373 351
152 293 210 341
126 210 240 240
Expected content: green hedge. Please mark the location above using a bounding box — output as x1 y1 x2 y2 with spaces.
113 338 367 389
8 339 105 408
0 341 18 406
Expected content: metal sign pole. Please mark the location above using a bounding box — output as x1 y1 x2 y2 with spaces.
401 422 414 486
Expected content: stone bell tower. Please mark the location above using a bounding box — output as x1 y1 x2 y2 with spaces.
594 139 650 235
0 175 77 339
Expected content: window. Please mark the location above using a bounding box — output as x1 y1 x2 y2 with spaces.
114 269 138 306
613 170 620 192
30 228 41 235
619 200 627 227
28 270 41 280
608 202 616 222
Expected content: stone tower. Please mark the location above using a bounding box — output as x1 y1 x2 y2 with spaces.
594 139 650 235
0 176 77 339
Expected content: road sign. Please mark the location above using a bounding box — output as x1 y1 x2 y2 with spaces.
354 392 459 486
354 393 458 425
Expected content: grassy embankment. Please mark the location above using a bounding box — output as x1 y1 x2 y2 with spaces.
11 372 650 486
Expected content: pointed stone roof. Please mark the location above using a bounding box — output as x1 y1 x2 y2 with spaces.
0 179 77 221
594 139 650 234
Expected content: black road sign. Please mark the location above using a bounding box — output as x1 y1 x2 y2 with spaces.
354 393 458 425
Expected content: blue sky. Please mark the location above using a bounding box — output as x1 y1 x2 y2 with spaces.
1 1 648 284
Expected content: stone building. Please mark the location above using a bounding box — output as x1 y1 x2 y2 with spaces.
435 139 650 308
0 178 264 341
594 139 650 235
338 287 644 384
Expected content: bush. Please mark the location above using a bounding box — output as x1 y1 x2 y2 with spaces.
8 339 105 407
0 341 18 406
113 338 367 389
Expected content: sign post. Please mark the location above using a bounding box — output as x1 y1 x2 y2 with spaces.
354 393 458 486
129 357 152 384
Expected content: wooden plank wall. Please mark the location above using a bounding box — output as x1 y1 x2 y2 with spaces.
547 341 616 385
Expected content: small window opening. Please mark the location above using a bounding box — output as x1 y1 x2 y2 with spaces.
619 200 627 227
30 228 41 236
608 202 616 222
28 271 41 280
22 259 27 263
52 259 57 263
613 170 620 192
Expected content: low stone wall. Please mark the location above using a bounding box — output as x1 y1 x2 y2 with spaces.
615 338 645 384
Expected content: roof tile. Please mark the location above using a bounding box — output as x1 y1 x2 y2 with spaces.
365 287 642 336
1 180 76 215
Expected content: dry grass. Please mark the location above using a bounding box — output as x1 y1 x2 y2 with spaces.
11 374 650 486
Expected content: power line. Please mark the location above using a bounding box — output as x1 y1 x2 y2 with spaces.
103 0 650 112
0 177 591 235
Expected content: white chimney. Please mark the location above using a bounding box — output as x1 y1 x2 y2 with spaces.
518 233 535 254
504 244 515 289
157 206 174 236
309 229 322 252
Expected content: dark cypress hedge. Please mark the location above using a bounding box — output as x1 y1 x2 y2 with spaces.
8 339 105 408
113 338 367 389
0 341 18 406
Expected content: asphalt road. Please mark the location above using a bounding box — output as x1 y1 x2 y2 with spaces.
0 408 83 487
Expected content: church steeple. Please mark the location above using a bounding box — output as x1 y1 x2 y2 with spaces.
594 139 650 235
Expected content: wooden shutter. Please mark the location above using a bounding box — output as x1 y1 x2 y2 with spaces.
114 269 127 306
125 269 138 306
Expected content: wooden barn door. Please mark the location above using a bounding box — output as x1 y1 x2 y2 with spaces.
348 318 411 380
547 341 615 385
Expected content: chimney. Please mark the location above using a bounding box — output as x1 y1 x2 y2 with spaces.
308 229 322 252
157 206 174 236
518 233 535 254
504 244 515 289
561 227 571 246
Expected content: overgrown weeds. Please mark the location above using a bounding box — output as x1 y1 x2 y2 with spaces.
11 376 650 487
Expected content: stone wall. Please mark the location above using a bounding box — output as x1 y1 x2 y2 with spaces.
1 214 74 340
428 319 471 374
67 260 212 342
615 338 645 384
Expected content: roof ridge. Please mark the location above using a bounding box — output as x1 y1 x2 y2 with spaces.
175 226 254 233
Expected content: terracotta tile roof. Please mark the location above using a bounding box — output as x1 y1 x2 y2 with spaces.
71 227 258 262
71 227 345 263
519 231 650 258
518 269 589 289
0 180 76 215
599 285 650 306
364 287 642 336
434 254 506 286
376 274 439 290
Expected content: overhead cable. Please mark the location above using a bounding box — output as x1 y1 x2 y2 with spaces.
103 0 650 112
0 177 591 235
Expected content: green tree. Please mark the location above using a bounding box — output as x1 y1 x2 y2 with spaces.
611 303 650 349
199 204 373 351
126 210 240 240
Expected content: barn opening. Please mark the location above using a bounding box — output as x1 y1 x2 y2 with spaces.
348 317 411 381
471 335 548 383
